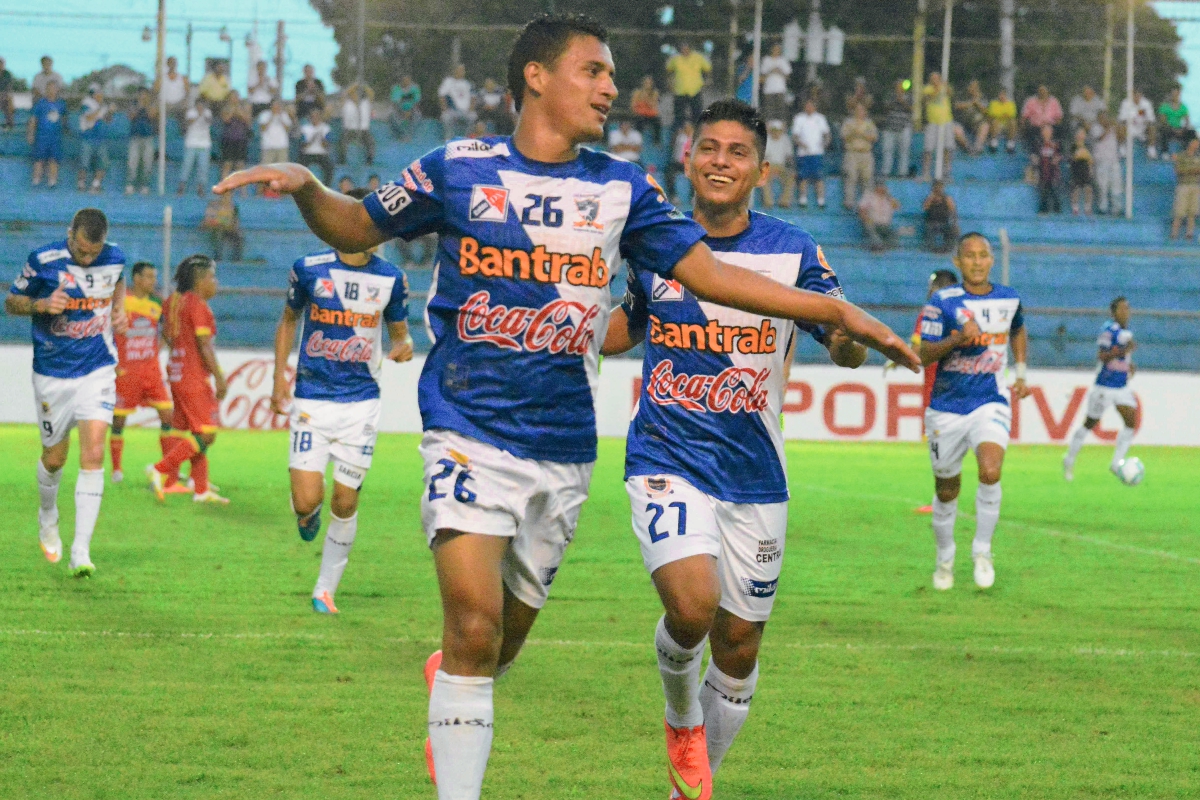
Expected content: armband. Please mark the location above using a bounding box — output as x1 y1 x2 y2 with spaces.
1014 363 1027 381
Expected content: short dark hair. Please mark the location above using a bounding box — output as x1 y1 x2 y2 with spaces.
956 231 991 255
345 187 372 201
174 254 215 294
930 269 958 289
70 208 108 243
507 13 608 112
131 261 156 279
695 99 768 161
1110 296 1128 314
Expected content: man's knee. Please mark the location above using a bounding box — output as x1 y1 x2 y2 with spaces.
329 485 359 519
935 476 961 502
978 465 1003 485
446 608 504 662
664 591 720 643
41 449 67 472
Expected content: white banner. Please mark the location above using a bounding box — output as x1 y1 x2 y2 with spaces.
1 345 1197 446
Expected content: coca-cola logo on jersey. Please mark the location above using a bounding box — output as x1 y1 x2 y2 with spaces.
645 359 771 414
304 330 374 363
943 349 1006 375
456 291 598 355
50 314 107 339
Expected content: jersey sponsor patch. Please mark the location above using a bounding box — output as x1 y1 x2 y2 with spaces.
58 272 78 288
38 248 71 265
572 194 604 233
303 252 337 267
651 275 684 301
921 320 943 337
377 183 413 216
446 139 511 159
314 278 336 299
468 185 510 222
740 577 778 598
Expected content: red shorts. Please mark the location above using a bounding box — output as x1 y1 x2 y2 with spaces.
115 362 173 416
170 380 219 434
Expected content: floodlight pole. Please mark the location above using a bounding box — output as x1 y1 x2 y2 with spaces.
727 0 740 96
912 0 926 131
934 0 953 181
1103 1 1115 103
156 0 167 197
750 0 763 108
999 0 1014 97
355 0 366 83
1125 0 1134 219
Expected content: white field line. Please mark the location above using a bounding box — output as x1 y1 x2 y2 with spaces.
0 629 1194 659
792 483 1200 566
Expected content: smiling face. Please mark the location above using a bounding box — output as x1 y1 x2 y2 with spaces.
953 235 994 288
687 118 765 212
524 33 617 144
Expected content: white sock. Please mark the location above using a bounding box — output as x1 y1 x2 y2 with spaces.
931 497 957 565
973 483 1002 558
428 670 494 800
72 468 105 565
1065 425 1090 464
699 660 758 775
37 460 61 528
1112 426 1135 468
314 512 357 597
656 615 706 729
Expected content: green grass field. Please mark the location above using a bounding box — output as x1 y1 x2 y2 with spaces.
1 424 1198 799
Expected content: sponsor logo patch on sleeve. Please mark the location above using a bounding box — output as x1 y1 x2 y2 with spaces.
376 183 413 216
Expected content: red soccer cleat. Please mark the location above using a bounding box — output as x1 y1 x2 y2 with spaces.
424 650 442 785
664 721 712 800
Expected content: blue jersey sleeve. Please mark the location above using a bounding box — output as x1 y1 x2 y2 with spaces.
362 148 447 241
9 254 46 298
618 171 706 277
1011 300 1025 332
384 269 410 323
794 238 847 344
919 293 951 342
1096 324 1115 348
286 261 309 311
620 272 649 334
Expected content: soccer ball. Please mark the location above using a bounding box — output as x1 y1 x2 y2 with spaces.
1116 457 1145 486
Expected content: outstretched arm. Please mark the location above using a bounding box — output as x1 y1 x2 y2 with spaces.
271 305 299 414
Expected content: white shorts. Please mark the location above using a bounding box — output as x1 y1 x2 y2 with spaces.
33 366 117 447
288 397 381 490
627 475 788 623
1085 385 1137 420
419 428 594 610
925 402 1011 479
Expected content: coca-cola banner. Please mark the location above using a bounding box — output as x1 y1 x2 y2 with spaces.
0 345 1196 445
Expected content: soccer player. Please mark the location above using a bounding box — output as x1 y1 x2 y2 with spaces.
109 261 174 483
5 208 127 576
270 187 414 614
1063 297 1138 481
918 233 1030 591
146 255 229 504
600 99 867 800
214 14 918 799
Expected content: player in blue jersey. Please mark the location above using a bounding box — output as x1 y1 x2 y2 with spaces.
601 99 869 799
215 14 917 799
5 209 128 576
270 187 414 614
918 233 1030 591
1063 297 1138 481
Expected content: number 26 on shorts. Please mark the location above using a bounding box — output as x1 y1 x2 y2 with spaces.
428 458 477 504
646 501 687 543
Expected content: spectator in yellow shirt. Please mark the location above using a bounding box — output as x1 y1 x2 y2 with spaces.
667 41 711 133
922 71 955 181
987 88 1018 153
198 61 232 106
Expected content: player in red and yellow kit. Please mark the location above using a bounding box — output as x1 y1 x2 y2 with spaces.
145 255 229 503
109 261 174 483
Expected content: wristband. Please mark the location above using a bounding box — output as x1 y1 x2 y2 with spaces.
1015 363 1027 381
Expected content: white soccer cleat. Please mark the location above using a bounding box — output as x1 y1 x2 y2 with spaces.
112 470 124 484
973 553 995 589
1062 455 1074 482
145 464 166 502
38 518 62 564
193 489 230 505
932 560 955 591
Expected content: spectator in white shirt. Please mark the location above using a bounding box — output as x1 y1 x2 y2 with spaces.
1092 111 1124 214
339 83 375 165
761 119 795 209
1069 85 1106 138
791 99 831 209
31 55 64 100
758 43 792 125
247 60 278 118
1119 88 1158 159
178 98 213 197
77 87 111 193
607 120 644 163
438 64 477 139
858 180 901 252
299 108 334 185
257 98 293 164
154 55 190 126
477 77 512 134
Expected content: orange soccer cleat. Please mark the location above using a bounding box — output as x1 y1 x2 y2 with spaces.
423 650 442 785
664 721 712 800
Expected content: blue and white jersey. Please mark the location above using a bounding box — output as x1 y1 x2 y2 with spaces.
9 239 126 379
1095 320 1133 388
920 284 1024 415
362 136 706 464
623 212 845 504
286 249 409 402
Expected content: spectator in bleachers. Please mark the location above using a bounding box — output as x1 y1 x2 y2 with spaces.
841 102 877 211
792 98 830 209
476 77 510 135
389 75 422 141
202 191 243 261
178 98 213 197
761 119 794 209
1021 85 1063 153
367 173 381 191
32 55 63 100
665 121 693 204
956 80 990 155
198 61 232 106
858 179 900 252
666 41 711 134
125 88 156 195
1170 136 1200 241
257 98 292 165
299 108 334 185
1093 111 1123 215
631 76 662 145
0 57 15 130
1069 85 1105 137
294 64 326 121
77 86 111 194
607 119 643 163
339 83 375 165
1068 127 1094 215
27 79 65 188
438 64 476 139
219 91 252 183
1118 87 1157 159
1035 124 1063 214
759 42 792 125
922 179 959 253
247 60 278 119
845 76 874 118
1157 86 1191 159
986 88 1018 152
881 79 912 178
467 120 489 139
922 71 955 181
337 175 354 193
155 56 190 126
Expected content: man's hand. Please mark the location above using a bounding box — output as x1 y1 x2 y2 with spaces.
37 288 70 315
1011 378 1031 401
110 303 128 335
838 305 920 372
213 163 316 196
957 317 982 343
388 336 414 363
827 328 868 369
270 377 292 415
214 373 229 401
